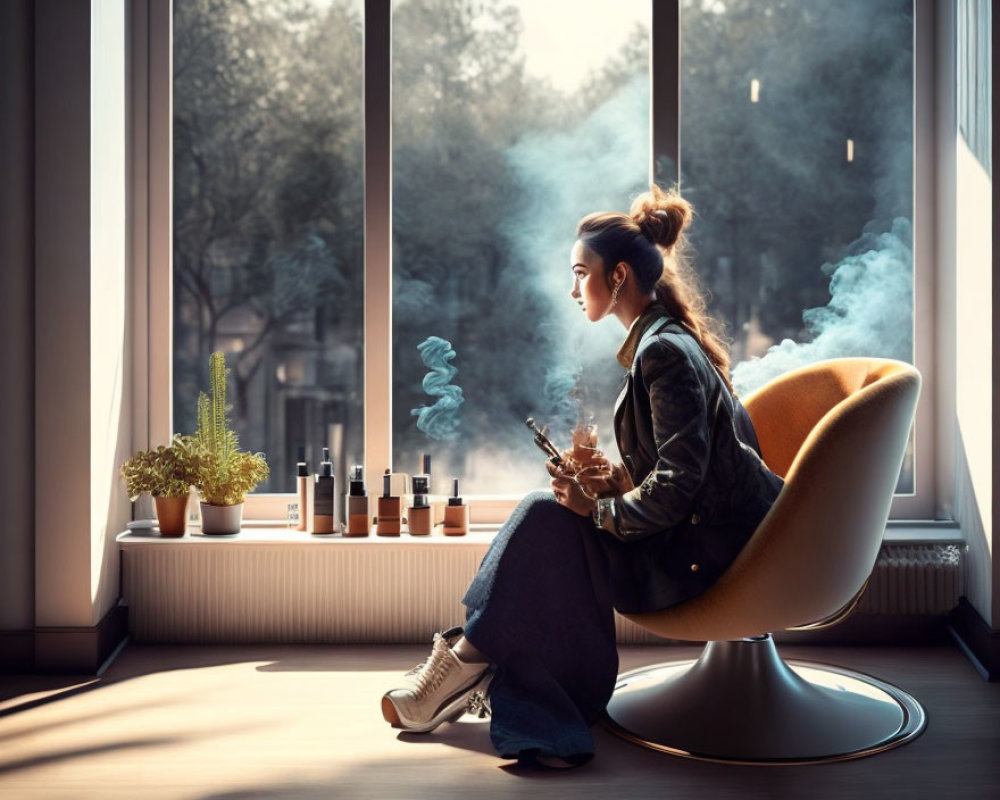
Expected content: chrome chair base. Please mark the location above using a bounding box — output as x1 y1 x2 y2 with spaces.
604 634 926 765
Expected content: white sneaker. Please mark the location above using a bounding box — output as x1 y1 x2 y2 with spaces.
381 627 493 733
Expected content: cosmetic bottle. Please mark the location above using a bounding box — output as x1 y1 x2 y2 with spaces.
311 447 336 534
345 464 370 537
408 474 433 536
295 447 309 532
442 478 469 536
419 453 443 526
376 470 402 536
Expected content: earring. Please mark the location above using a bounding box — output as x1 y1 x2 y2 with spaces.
610 282 623 307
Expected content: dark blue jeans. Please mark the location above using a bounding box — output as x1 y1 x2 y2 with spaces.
462 490 619 762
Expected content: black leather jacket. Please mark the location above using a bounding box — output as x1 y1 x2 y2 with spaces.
600 314 785 613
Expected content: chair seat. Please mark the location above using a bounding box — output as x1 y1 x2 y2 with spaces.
604 636 926 764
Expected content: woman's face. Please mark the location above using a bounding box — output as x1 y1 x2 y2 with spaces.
570 240 612 323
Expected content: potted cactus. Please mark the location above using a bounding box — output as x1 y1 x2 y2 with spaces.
120 435 202 536
193 351 269 534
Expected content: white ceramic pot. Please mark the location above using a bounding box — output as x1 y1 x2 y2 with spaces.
200 502 243 535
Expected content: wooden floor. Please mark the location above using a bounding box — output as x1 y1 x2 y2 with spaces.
0 641 998 799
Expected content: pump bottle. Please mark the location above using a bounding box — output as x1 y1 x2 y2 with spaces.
408 474 432 535
311 447 336 534
376 470 402 536
346 464 371 537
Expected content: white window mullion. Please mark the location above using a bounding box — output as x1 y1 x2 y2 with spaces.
364 0 393 481
148 0 172 450
891 0 937 519
651 0 680 186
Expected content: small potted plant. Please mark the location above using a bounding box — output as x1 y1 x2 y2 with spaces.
193 351 269 534
120 435 202 536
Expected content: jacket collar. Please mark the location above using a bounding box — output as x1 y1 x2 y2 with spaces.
616 301 672 370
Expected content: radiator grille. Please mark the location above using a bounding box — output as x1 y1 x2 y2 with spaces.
856 544 965 615
121 542 964 644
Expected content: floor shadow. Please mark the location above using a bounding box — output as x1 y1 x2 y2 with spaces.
394 717 497 757
0 675 100 707
0 737 180 776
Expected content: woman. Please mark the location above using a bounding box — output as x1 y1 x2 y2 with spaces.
381 185 785 768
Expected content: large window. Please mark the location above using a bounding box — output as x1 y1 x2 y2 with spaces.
172 0 364 493
680 0 915 492
390 0 650 494
162 0 927 516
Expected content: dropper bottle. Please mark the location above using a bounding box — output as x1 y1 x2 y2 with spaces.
295 445 309 531
442 478 469 536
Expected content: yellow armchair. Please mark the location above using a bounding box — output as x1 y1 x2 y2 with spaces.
604 358 926 764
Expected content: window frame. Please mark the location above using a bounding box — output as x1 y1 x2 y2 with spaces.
134 0 943 524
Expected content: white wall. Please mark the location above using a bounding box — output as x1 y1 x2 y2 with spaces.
952 135 994 627
90 0 132 622
34 0 130 635
943 1 995 629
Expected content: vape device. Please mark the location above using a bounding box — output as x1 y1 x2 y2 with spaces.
408 474 432 535
311 447 335 534
376 469 402 536
442 478 469 536
525 417 563 466
345 464 370 537
295 446 309 532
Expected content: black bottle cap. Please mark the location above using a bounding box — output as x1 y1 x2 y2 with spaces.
320 446 333 478
411 475 429 509
448 477 463 506
297 461 309 477
349 464 366 496
382 470 392 498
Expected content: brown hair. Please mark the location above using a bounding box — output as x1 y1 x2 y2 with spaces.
575 184 734 393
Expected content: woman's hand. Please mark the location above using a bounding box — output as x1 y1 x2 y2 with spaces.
575 456 634 499
546 459 597 517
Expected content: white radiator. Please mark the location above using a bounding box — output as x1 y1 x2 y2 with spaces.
856 544 965 615
120 539 964 644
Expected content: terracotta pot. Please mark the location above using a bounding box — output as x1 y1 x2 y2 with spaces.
154 495 188 537
200 502 243 535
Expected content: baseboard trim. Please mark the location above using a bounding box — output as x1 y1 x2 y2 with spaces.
947 597 1000 681
0 602 129 674
0 631 34 671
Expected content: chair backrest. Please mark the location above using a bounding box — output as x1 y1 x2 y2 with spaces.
742 358 912 479
625 358 921 642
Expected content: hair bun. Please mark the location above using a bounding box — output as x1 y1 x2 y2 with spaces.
630 185 693 249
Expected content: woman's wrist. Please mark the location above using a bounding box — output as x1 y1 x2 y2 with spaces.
591 497 617 531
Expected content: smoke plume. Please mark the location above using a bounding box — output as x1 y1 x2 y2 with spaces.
732 218 913 396
410 336 465 441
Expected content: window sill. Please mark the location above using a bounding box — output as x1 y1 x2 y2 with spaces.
118 520 963 547
883 521 963 545
117 526 501 545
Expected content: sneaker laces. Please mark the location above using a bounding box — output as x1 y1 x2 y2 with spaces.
407 632 456 700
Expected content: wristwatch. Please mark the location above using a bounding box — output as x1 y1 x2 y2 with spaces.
592 497 617 531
